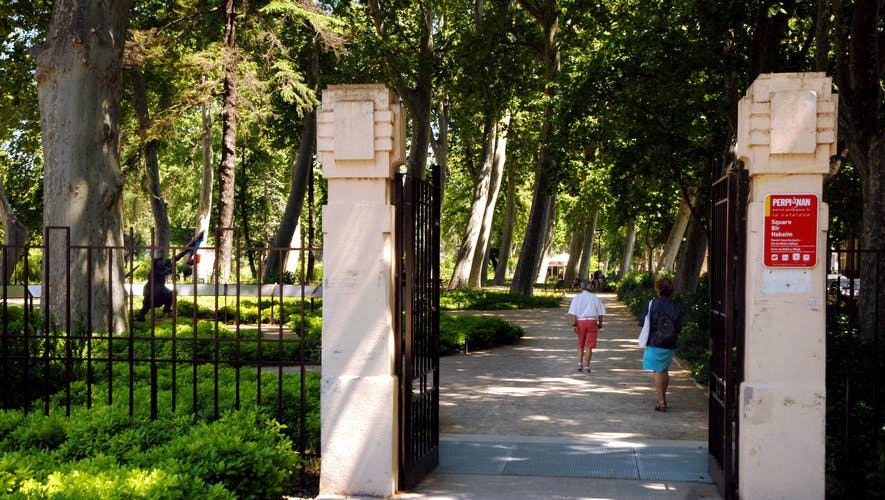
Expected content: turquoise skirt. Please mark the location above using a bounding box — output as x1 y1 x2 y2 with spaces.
643 346 674 372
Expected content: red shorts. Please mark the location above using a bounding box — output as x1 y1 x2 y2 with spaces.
576 319 599 349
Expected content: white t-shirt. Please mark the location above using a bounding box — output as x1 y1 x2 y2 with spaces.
567 291 606 319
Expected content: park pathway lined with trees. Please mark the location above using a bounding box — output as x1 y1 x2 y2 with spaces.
440 292 707 441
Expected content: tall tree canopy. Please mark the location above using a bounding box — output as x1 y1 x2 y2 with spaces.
0 0 874 311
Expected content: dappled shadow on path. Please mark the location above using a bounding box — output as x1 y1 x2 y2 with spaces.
441 293 708 442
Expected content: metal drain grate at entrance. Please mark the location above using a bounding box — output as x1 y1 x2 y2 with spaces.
501 444 637 479
437 442 515 475
636 446 712 483
436 439 712 483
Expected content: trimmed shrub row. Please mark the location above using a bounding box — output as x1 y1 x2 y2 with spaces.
0 362 319 498
440 313 524 355
174 297 321 326
441 289 561 310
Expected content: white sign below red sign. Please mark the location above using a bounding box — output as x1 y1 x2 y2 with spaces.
763 194 818 268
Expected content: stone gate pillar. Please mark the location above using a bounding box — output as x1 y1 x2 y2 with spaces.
316 84 406 496
735 73 836 499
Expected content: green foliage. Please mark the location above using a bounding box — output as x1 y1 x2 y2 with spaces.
671 276 710 385
175 297 322 325
0 405 297 498
0 334 320 498
824 161 863 245
439 313 524 355
85 318 319 374
5 412 68 452
613 271 656 317
0 310 69 409
441 289 561 310
615 272 710 384
145 410 297 499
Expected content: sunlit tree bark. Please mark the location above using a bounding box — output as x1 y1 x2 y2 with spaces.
619 222 636 277
510 0 560 295
34 0 131 332
656 197 691 272
577 208 598 281
492 173 516 285
216 0 238 283
470 113 509 287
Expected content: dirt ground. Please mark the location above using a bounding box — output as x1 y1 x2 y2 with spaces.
439 292 708 442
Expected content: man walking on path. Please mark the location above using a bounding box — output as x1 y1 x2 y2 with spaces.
567 280 606 372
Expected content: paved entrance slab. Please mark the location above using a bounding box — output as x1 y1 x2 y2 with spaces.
437 435 711 483
408 292 720 499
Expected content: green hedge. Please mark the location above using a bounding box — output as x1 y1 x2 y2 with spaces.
441 289 561 310
57 363 320 449
614 272 710 385
68 319 320 376
0 309 71 409
439 313 524 355
0 354 320 498
175 297 322 325
0 406 298 498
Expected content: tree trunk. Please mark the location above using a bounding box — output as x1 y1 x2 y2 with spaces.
834 0 882 339
216 0 238 284
675 217 707 293
469 112 509 287
510 0 560 296
34 0 131 332
368 0 434 179
643 225 654 273
449 113 497 289
398 90 431 173
237 151 252 277
431 99 449 200
577 208 598 281
263 41 317 284
306 165 316 281
479 236 493 287
196 101 214 242
401 6 433 179
0 177 28 284
533 200 556 282
130 67 170 256
562 226 583 284
814 0 829 71
492 173 516 285
619 222 637 277
656 197 691 272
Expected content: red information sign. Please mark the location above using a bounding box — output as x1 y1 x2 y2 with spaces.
763 194 818 268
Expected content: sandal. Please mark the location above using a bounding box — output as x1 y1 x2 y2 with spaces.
655 403 669 412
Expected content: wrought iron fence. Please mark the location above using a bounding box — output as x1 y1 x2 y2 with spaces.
825 246 884 498
0 229 322 486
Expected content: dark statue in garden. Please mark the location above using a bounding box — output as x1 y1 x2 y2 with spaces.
136 257 176 321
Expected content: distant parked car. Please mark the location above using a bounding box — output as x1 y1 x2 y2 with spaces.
827 274 861 300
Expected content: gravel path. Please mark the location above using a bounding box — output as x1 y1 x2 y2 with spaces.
440 292 708 441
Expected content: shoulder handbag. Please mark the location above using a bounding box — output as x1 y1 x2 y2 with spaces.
637 300 652 347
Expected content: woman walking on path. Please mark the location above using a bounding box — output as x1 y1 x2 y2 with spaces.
566 279 606 373
641 277 683 412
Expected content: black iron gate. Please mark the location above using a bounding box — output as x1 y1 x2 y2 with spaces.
394 169 440 489
708 169 748 499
